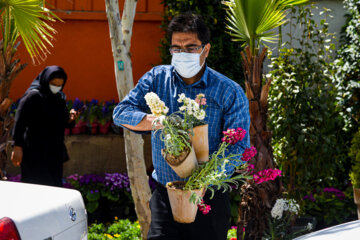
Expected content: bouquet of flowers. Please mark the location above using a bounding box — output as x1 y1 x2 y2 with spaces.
145 92 207 177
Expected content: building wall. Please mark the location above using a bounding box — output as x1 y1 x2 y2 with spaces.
9 0 164 102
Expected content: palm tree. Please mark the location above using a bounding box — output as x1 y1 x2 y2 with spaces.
0 0 59 179
222 0 307 239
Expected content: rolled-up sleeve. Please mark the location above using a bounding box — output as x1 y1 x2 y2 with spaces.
112 68 154 132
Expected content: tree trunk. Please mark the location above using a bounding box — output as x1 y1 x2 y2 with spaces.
105 1 152 239
0 41 26 179
237 46 283 240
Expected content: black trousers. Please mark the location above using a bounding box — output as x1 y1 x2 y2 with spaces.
147 183 231 240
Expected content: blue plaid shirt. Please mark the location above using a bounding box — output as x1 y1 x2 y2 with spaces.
113 65 250 186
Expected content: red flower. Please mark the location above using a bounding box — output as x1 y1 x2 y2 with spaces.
222 128 246 145
241 146 257 161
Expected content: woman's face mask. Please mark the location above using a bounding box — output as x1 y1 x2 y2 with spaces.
171 47 206 78
49 84 62 94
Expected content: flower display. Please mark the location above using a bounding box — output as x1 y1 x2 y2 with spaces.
253 168 282 184
144 92 169 117
221 128 246 145
177 93 206 126
183 128 281 215
147 93 206 160
271 198 300 219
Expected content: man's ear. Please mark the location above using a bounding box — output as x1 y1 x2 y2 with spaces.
204 43 211 58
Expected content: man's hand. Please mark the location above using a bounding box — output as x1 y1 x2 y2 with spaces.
122 114 163 131
11 146 23 167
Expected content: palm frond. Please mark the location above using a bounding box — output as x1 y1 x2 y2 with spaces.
1 0 61 63
223 0 309 54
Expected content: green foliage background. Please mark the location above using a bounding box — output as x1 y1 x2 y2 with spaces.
268 5 348 195
159 0 244 86
332 0 360 135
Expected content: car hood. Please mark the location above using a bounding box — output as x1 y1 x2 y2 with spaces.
0 181 87 239
294 220 360 240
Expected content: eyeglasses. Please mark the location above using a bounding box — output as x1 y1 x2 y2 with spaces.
169 45 205 54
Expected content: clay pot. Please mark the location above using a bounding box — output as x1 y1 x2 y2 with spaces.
99 122 110 134
64 128 70 136
164 145 198 178
166 181 204 223
90 122 99 135
191 124 209 163
353 187 360 219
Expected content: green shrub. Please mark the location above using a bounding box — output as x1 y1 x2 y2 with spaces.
302 186 356 229
268 5 348 197
159 0 244 86
88 219 141 240
349 128 360 188
332 0 360 134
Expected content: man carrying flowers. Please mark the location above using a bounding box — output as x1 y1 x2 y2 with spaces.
113 12 250 240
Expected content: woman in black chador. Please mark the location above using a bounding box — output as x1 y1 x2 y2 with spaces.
11 66 78 187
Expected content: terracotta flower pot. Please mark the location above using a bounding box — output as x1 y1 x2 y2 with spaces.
166 181 204 223
72 121 84 135
90 122 99 135
353 187 360 219
164 145 198 178
99 122 110 134
64 128 70 136
191 124 209 163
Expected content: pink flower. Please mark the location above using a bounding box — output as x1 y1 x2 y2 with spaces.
198 200 211 215
241 146 257 161
222 128 246 145
195 94 207 106
246 164 255 174
253 169 282 184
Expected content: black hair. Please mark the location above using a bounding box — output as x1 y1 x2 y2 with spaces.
168 12 210 45
49 70 67 82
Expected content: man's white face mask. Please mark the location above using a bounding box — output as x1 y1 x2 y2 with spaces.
171 47 206 78
49 84 62 94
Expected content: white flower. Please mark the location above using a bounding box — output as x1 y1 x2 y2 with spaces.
271 198 300 220
165 134 171 141
158 115 166 125
306 222 313 231
178 93 186 102
177 93 206 120
287 199 300 215
271 199 287 219
144 92 169 117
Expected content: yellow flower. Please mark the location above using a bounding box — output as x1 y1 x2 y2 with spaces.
104 233 113 239
114 234 120 237
114 216 118 221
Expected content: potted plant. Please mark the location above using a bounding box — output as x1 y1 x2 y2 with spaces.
178 93 209 163
99 101 116 134
166 128 263 223
349 128 360 219
145 92 198 178
87 99 101 135
70 98 86 135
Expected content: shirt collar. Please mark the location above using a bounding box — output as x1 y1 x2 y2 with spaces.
173 64 209 89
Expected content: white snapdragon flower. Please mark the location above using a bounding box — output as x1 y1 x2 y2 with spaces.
144 92 169 117
271 198 287 219
177 93 206 120
287 199 300 215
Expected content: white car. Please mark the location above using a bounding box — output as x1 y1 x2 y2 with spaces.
294 219 360 240
0 181 87 240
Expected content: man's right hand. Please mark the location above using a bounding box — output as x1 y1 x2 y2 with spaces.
122 114 161 131
11 146 23 167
